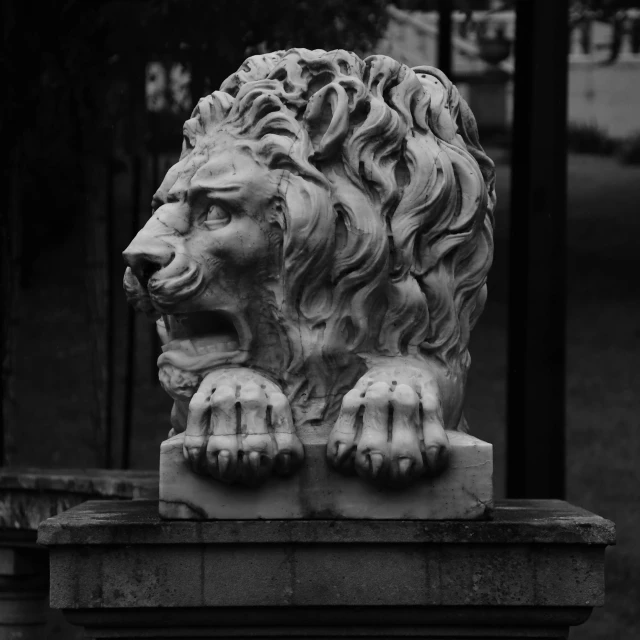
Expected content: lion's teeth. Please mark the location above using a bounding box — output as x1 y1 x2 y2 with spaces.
201 340 239 353
161 339 195 354
160 336 239 355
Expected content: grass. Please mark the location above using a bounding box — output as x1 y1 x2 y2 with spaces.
618 130 640 165
567 120 615 156
9 152 640 639
566 120 640 167
466 151 640 639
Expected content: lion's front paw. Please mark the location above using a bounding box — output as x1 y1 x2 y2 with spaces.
326 372 450 488
183 368 303 486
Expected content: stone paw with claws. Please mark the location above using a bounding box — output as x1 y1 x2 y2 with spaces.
183 368 304 486
326 366 450 488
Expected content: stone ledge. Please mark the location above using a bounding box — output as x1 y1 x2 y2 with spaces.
38 499 615 638
0 468 159 497
37 499 615 546
0 468 158 530
159 431 493 520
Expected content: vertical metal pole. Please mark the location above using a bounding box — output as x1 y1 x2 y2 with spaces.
105 157 115 469
438 0 453 79
1 141 23 468
150 152 161 382
121 156 141 470
118 55 147 470
507 0 569 499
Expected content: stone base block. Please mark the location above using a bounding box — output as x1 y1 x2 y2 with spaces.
0 468 158 640
159 431 492 520
38 499 615 639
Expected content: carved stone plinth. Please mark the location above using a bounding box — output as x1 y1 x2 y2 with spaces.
0 467 158 530
39 499 614 639
0 542 48 640
0 468 158 640
159 431 492 519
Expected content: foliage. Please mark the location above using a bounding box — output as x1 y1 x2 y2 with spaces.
573 1 640 16
617 131 640 164
1 0 391 254
565 121 640 165
566 121 615 155
394 1 492 10
4 0 391 142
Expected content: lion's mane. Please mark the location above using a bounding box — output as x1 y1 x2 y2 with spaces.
180 48 494 378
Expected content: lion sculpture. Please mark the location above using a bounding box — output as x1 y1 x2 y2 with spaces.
123 49 495 490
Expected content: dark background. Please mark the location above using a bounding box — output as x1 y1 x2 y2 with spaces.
1 1 638 637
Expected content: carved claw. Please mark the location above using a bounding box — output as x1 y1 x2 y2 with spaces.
424 443 449 476
218 450 231 476
368 452 384 478
422 418 450 476
327 369 450 488
398 457 412 476
249 451 261 472
182 368 304 486
335 442 355 469
275 452 291 476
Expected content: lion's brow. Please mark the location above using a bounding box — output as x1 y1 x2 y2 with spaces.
188 182 244 197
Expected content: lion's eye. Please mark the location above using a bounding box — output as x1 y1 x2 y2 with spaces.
204 204 230 229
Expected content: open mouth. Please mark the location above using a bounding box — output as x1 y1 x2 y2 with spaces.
157 310 250 370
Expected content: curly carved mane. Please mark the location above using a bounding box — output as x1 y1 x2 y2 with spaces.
181 48 495 376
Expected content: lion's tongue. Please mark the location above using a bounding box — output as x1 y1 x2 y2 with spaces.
161 334 239 356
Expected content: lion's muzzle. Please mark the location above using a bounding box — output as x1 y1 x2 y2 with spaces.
123 234 203 310
123 235 175 289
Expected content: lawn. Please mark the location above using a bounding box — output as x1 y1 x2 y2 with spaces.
467 151 640 639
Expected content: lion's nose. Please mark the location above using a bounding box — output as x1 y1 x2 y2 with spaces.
123 238 175 289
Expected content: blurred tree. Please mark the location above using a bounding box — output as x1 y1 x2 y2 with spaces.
1 0 392 272
393 1 492 10
0 0 391 462
3 0 392 234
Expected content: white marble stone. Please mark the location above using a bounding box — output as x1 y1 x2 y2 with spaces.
122 48 496 501
159 430 492 520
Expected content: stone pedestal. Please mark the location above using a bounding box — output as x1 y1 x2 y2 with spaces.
39 499 614 639
0 468 158 640
160 431 493 520
0 541 48 640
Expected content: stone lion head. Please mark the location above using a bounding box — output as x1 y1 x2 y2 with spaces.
123 48 495 430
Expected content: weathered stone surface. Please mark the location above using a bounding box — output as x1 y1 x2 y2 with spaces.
122 48 497 495
0 471 157 640
0 543 49 640
38 500 615 638
46 543 607 609
0 468 158 530
38 499 615 547
0 468 159 497
159 430 492 519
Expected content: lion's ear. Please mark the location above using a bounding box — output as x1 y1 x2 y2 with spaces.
303 83 350 161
